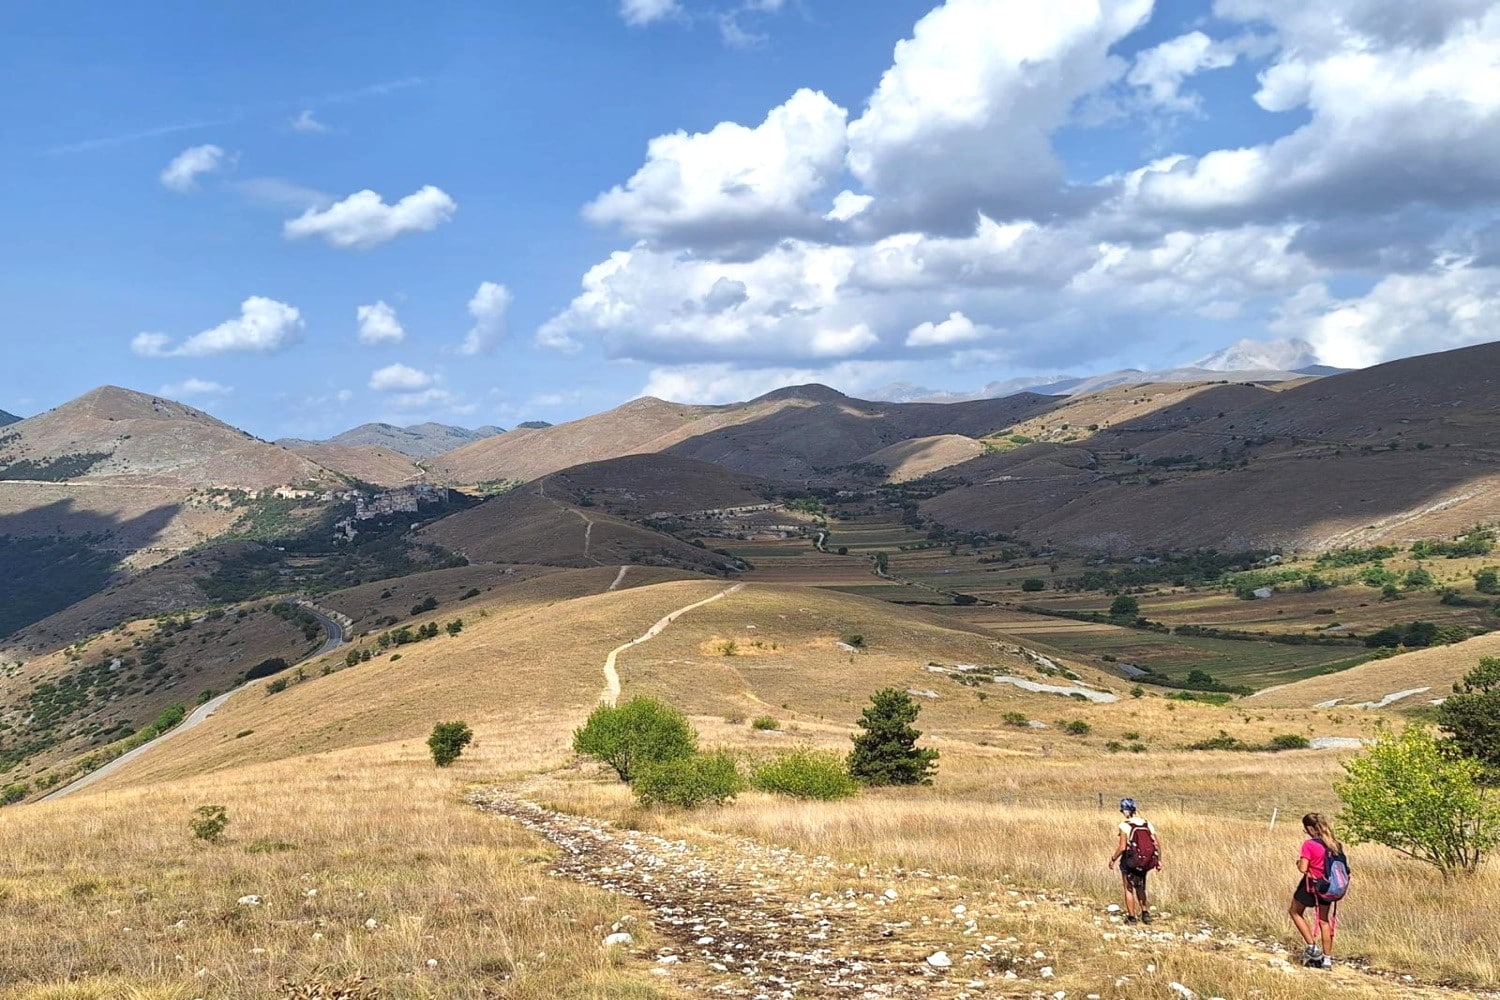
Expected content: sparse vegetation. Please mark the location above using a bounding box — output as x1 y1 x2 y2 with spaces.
189 804 229 843
751 748 858 800
427 721 474 767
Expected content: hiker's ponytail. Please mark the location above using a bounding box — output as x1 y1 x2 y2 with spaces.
1302 812 1342 854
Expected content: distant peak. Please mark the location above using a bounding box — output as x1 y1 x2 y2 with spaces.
1194 338 1320 373
752 383 849 404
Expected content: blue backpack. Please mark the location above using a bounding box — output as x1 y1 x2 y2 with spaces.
1315 849 1351 901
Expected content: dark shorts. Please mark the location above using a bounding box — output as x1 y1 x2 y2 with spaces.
1123 866 1149 890
1292 880 1326 909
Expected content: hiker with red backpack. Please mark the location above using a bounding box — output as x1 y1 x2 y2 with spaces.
1108 797 1161 924
1290 812 1350 969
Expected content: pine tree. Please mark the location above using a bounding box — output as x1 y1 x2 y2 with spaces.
848 688 938 785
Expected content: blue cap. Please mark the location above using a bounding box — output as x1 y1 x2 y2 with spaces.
1119 797 1137 813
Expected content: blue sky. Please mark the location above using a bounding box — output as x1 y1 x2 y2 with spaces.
3 1 1498 438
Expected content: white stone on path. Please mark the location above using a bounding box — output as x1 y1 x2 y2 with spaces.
926 951 953 968
604 932 633 947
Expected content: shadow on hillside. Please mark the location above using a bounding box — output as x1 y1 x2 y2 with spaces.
0 498 182 641
662 391 1063 482
914 367 1500 552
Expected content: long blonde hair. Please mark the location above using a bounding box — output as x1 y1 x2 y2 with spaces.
1302 812 1342 854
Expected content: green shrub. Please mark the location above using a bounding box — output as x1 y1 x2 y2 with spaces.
752 748 858 800
1109 594 1140 618
1189 730 1247 751
1 782 29 805
1001 711 1029 727
1337 725 1500 875
264 677 289 695
428 721 474 767
1020 578 1046 593
1438 657 1500 778
843 634 865 648
634 750 743 808
189 804 229 843
1269 733 1311 751
750 715 781 731
573 697 697 782
848 688 938 786
1061 720 1092 736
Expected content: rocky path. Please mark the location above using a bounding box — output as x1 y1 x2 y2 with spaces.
475 793 1498 1000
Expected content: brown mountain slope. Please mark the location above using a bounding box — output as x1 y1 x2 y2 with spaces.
537 453 771 518
1249 632 1500 709
418 482 736 573
923 343 1500 552
0 386 334 488
436 397 716 483
282 442 425 486
435 385 1059 485
858 435 985 482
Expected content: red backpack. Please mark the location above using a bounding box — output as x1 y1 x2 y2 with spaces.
1124 820 1160 874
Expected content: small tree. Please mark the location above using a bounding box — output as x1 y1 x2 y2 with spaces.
1020 578 1046 593
1475 568 1499 595
428 721 474 767
1438 657 1500 779
1109 594 1140 618
848 688 938 786
189 804 229 843
1336 725 1500 876
573 697 697 782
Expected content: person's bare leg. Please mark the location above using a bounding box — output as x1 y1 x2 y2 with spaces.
1318 904 1335 956
1289 901 1315 945
1137 875 1150 918
1121 871 1140 917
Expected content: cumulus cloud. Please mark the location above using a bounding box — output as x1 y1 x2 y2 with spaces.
158 378 232 399
584 88 849 250
458 282 512 355
283 185 457 249
845 0 1152 232
291 109 328 133
368 363 435 392
132 297 303 358
906 312 988 347
1273 264 1500 369
1129 3 1500 223
620 0 681 26
544 0 1500 388
357 301 405 345
1127 31 1239 111
160 144 229 191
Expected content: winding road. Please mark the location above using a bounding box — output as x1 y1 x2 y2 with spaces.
599 584 743 706
41 603 346 802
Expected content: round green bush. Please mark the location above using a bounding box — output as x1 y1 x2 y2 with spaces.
752 748 858 800
750 715 781 731
633 750 743 809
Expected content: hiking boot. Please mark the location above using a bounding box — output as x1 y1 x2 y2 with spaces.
1140 910 1153 925
1124 915 1138 925
1318 955 1333 970
1302 944 1324 966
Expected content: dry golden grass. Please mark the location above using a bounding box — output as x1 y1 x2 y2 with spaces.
0 740 671 999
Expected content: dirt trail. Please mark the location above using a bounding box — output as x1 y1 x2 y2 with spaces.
477 794 1497 1000
608 566 630 591
600 584 743 705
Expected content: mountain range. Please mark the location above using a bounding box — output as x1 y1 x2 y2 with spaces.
0 409 19 427
280 421 505 459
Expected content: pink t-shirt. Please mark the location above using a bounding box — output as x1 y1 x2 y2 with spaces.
1301 839 1328 880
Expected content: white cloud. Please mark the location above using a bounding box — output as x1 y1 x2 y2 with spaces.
620 0 680 26
825 190 873 222
232 178 333 211
368 363 435 392
1127 31 1238 111
845 0 1152 231
1130 3 1500 222
458 282 512 356
291 109 328 133
584 88 849 250
391 388 465 411
158 377 232 399
132 297 303 358
1273 264 1500 369
283 185 457 249
160 144 228 192
356 301 405 345
906 312 987 347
